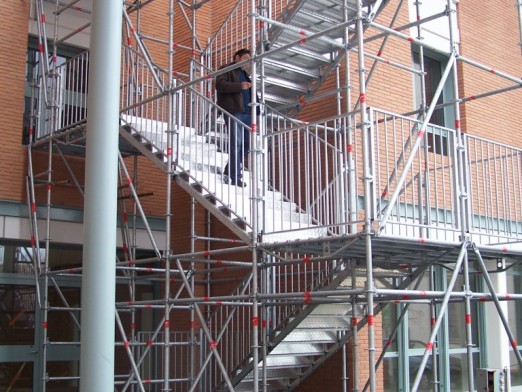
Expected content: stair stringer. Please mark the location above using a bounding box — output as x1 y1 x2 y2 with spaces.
119 121 255 242
173 172 253 243
119 124 169 172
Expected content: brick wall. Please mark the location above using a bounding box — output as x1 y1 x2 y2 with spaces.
456 1 522 146
2 0 520 390
0 0 30 201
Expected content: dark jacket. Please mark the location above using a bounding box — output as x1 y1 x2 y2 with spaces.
216 62 257 115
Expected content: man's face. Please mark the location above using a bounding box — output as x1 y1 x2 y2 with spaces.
235 53 251 74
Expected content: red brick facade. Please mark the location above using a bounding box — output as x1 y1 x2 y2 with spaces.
0 0 520 390
457 1 521 146
0 0 30 201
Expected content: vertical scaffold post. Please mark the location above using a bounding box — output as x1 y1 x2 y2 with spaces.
414 0 430 240
163 0 176 390
447 0 475 389
258 0 270 389
250 0 260 389
355 1 377 390
343 24 357 234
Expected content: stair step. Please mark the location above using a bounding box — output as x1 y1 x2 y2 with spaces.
309 303 354 316
295 316 351 329
234 380 291 392
132 133 143 143
283 329 337 344
262 355 313 368
218 205 231 217
241 366 299 381
270 342 326 356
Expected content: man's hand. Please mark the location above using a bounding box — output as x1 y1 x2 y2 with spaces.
241 81 251 89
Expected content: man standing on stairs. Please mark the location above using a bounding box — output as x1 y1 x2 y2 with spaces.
216 48 256 187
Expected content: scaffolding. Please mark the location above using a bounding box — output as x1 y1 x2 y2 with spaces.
19 0 522 391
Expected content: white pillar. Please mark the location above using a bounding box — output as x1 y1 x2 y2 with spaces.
484 260 511 386
79 0 122 390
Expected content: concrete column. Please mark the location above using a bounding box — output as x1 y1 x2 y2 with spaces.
79 0 122 390
484 261 511 385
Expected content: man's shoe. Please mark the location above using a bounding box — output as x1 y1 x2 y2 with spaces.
223 176 246 187
231 179 246 187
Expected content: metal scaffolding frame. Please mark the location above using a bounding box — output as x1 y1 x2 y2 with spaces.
20 0 522 391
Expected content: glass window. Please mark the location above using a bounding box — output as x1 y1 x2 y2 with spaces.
394 267 482 390
413 52 453 156
0 285 36 345
408 275 431 350
414 55 446 127
1 245 43 274
383 356 399 391
446 351 480 391
0 362 34 391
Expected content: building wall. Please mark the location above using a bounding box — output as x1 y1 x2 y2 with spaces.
1 1 520 211
0 0 30 202
1 0 520 390
457 1 522 147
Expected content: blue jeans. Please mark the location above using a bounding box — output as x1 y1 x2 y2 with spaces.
224 112 251 183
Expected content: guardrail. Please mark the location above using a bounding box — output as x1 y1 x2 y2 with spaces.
371 108 522 245
263 114 351 237
371 108 460 240
465 134 522 243
32 51 522 245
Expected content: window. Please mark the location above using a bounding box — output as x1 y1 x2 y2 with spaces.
383 267 482 391
413 51 455 156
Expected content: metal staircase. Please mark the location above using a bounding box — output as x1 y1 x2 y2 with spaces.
263 0 388 114
205 0 390 115
119 112 329 243
203 257 416 391
195 0 398 388
24 0 522 390
28 0 395 389
228 262 361 392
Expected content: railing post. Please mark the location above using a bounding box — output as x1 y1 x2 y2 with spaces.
413 0 430 240
247 3 261 391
